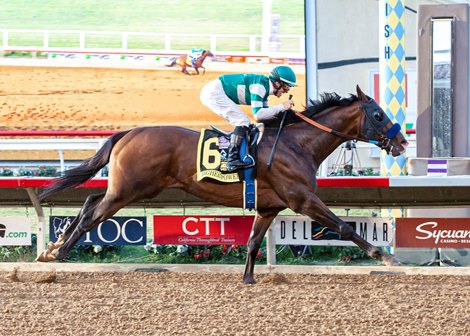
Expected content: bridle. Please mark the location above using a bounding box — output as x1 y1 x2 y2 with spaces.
293 98 402 153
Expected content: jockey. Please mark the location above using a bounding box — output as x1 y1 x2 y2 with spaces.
200 65 297 172
189 48 204 67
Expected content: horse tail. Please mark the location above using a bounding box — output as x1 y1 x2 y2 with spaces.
39 130 131 201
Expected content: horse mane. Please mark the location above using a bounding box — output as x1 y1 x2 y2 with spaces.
263 92 359 128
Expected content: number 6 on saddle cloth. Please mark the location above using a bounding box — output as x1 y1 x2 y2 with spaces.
196 125 261 210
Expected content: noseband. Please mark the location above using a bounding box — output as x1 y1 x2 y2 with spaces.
294 99 401 153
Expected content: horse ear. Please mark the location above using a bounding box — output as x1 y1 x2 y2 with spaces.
356 85 368 102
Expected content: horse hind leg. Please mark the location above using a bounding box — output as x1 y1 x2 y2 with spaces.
41 193 129 261
57 194 132 260
37 193 105 262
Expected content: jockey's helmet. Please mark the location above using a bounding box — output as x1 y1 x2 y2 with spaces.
269 66 297 87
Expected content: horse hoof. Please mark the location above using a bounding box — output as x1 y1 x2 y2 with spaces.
383 254 401 267
243 277 257 285
36 250 57 262
47 241 61 250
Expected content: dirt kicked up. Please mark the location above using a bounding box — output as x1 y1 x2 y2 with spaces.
1 271 470 335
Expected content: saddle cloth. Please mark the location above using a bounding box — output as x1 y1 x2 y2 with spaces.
197 128 257 210
197 129 243 183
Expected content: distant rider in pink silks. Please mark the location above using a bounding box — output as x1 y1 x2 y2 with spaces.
200 65 297 172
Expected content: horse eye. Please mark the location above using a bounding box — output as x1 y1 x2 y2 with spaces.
374 111 384 122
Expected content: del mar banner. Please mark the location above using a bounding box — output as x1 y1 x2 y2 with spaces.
273 216 393 246
0 216 31 246
396 218 470 248
154 216 254 245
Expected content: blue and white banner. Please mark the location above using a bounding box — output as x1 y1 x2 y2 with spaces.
0 216 31 246
49 216 146 245
273 216 393 246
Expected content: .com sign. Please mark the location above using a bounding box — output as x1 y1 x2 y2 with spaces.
49 216 146 246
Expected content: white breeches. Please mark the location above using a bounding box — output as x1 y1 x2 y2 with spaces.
200 79 251 127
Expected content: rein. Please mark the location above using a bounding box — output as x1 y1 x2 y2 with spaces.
294 111 372 143
294 112 368 143
293 102 401 151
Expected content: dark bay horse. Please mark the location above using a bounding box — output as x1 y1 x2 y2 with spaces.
168 50 214 75
37 85 408 284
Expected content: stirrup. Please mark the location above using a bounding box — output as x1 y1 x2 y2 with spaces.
227 160 253 172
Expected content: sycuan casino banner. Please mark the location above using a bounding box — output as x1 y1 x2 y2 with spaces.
0 216 31 246
49 216 146 246
396 218 470 248
154 216 255 245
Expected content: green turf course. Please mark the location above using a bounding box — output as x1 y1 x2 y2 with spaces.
0 1 304 51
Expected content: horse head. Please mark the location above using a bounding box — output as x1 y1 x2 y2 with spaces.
202 50 214 59
355 85 408 157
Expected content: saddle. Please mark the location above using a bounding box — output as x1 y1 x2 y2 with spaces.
197 124 263 210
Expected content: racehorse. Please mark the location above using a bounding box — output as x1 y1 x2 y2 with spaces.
37 86 408 284
168 50 214 75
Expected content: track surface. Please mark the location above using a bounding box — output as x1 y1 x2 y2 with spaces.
1 270 470 336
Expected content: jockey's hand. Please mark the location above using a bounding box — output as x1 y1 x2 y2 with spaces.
282 99 295 110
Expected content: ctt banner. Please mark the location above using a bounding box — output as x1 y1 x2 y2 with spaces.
0 216 31 246
396 218 470 248
273 216 393 246
49 216 146 245
153 215 255 245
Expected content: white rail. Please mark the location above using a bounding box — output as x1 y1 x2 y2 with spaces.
0 138 105 172
0 29 305 55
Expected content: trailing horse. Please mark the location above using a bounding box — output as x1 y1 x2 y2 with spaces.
38 86 408 284
167 50 214 75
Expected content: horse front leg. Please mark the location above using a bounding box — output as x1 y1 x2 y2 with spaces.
243 210 280 284
291 191 399 266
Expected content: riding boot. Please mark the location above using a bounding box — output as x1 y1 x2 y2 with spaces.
227 126 251 172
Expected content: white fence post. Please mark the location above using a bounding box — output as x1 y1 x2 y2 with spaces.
249 36 257 53
79 32 85 48
43 31 49 48
122 32 128 50
3 30 8 48
210 35 217 52
164 34 171 51
266 226 276 265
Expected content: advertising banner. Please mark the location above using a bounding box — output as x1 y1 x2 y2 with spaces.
153 216 254 245
396 218 470 248
0 216 31 246
273 216 393 246
49 216 146 246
